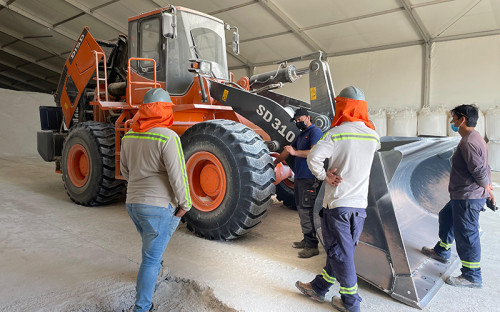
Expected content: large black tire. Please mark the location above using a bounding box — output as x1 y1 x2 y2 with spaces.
276 180 297 210
181 119 275 240
61 121 126 206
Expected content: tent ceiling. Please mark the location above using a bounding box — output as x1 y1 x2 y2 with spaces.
0 0 498 93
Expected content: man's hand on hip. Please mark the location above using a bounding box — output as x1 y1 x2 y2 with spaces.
175 208 187 218
325 168 342 186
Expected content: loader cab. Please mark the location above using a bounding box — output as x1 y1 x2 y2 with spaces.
128 7 229 95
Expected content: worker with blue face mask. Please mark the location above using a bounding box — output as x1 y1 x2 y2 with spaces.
274 108 324 258
422 104 494 289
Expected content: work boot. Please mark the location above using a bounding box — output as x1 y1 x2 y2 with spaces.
295 281 324 302
445 275 482 288
421 246 450 264
298 247 319 258
331 296 360 312
292 239 306 249
155 260 170 291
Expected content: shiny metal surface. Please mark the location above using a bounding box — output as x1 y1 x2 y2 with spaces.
313 136 461 309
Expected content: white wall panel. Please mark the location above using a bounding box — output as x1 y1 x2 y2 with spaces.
0 89 54 157
330 46 423 110
329 46 422 109
431 35 500 110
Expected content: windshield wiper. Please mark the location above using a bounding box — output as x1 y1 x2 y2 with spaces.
189 30 201 58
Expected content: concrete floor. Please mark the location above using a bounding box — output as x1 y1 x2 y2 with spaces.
1 156 499 312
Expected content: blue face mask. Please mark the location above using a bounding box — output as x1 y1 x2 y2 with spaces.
450 119 463 132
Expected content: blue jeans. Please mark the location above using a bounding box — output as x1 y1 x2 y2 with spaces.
433 199 485 283
126 203 181 312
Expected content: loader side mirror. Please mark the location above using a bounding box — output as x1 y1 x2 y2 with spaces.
225 23 240 55
162 12 177 39
232 30 240 55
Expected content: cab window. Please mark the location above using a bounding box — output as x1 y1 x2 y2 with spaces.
140 18 161 71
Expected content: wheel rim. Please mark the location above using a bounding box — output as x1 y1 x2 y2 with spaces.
186 151 227 212
67 144 90 187
283 177 294 189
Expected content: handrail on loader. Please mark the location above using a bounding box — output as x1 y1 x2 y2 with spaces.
127 58 161 106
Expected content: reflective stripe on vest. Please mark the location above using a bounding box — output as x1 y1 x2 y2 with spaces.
174 136 192 207
331 132 380 144
123 131 169 143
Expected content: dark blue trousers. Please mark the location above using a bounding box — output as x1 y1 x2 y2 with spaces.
311 207 366 311
433 199 485 283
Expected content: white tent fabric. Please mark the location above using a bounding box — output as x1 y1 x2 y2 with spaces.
431 34 500 109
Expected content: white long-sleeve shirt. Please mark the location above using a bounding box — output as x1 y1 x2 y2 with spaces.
307 121 380 209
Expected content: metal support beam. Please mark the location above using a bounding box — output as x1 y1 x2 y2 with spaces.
0 77 25 91
0 71 52 92
400 0 431 42
1 39 19 48
0 0 76 40
209 1 257 15
434 0 482 38
0 57 59 84
36 52 71 63
64 0 127 34
327 40 425 58
257 0 322 52
0 24 67 64
91 0 121 12
423 43 432 108
150 0 167 8
52 12 86 28
433 28 500 42
0 74 48 93
239 30 293 44
399 0 432 108
0 82 15 90
411 0 455 9
0 46 62 73
236 7 406 45
300 7 404 32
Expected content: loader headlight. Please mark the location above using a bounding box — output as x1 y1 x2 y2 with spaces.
188 59 212 76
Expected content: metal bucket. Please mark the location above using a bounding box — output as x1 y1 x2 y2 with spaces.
314 136 461 309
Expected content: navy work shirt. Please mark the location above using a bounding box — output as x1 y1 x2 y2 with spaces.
291 124 323 179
